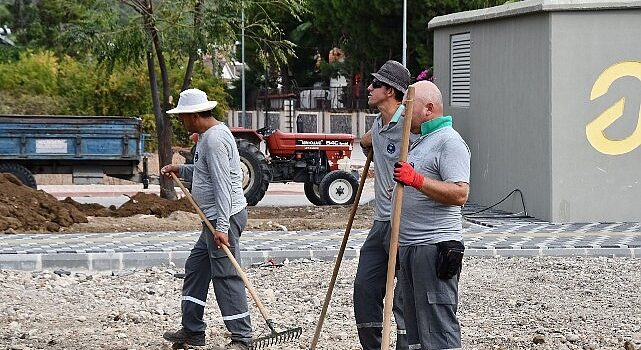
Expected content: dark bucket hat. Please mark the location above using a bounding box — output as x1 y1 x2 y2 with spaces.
371 60 410 94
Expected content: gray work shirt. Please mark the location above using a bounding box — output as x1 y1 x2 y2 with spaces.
371 105 418 221
179 123 247 234
399 126 470 245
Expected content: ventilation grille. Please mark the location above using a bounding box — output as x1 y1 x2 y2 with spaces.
450 32 471 107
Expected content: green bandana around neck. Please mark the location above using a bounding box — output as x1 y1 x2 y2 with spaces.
420 115 452 136
390 104 405 123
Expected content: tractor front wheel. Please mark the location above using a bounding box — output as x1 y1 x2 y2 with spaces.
319 170 359 206
237 139 271 206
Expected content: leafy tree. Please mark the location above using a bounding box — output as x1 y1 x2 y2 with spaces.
60 0 304 199
3 0 92 57
307 0 514 82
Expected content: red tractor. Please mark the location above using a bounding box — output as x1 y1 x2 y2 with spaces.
230 126 359 206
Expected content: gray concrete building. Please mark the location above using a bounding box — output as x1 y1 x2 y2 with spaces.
429 0 641 222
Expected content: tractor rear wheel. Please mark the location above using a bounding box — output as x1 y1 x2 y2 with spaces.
237 139 271 206
304 182 325 206
0 163 37 189
319 170 359 205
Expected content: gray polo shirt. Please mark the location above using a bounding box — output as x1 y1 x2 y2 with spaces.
399 126 470 246
371 105 418 221
179 123 247 234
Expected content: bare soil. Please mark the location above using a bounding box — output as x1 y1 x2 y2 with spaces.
0 173 373 234
0 174 88 232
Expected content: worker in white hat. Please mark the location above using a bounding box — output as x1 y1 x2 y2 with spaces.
161 88 251 350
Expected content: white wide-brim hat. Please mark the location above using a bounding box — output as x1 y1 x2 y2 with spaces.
167 88 218 114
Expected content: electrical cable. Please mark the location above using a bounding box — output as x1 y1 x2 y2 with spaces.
463 188 531 219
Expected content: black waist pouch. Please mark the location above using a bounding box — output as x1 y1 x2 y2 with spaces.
436 240 465 279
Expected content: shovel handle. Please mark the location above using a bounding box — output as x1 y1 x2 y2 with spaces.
382 86 415 349
170 172 273 324
310 150 373 350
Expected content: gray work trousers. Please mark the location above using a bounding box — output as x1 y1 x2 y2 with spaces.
354 220 408 350
399 244 461 350
181 209 252 344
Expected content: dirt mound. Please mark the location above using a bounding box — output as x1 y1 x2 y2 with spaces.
61 198 114 217
1 175 374 233
112 193 195 217
0 174 88 232
0 177 198 233
62 193 196 218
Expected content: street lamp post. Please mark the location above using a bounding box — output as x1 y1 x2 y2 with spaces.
241 3 246 127
402 0 407 67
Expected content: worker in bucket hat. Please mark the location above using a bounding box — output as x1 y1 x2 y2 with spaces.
354 60 414 350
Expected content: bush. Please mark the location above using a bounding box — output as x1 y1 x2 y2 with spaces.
0 50 231 150
0 51 59 95
0 91 68 114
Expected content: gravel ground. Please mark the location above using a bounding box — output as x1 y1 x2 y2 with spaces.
1 256 641 350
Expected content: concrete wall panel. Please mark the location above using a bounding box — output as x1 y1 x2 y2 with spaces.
434 14 552 219
550 10 641 221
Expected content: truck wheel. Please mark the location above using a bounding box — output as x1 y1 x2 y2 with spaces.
319 170 359 206
304 182 325 206
237 139 271 206
0 163 37 189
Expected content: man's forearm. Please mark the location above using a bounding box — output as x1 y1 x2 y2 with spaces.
416 178 469 206
178 164 194 181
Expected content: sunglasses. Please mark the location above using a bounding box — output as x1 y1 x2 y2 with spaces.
371 78 387 89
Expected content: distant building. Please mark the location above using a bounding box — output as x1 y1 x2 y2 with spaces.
0 25 14 46
202 53 245 87
429 0 641 222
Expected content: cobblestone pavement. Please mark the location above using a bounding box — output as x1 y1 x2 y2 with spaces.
1 205 640 271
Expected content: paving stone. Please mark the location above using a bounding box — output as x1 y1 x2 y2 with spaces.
2 210 641 271
42 253 90 270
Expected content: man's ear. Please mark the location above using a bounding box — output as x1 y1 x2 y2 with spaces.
386 87 395 97
425 102 434 114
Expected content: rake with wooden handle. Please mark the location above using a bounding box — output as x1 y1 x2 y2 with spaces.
170 172 302 349
309 149 373 350
382 86 415 349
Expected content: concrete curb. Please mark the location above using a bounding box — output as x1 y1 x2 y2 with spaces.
1 247 638 272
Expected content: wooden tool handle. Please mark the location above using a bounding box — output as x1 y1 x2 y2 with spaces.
310 150 373 350
381 86 415 349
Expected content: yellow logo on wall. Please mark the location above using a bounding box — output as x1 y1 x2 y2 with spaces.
586 61 641 155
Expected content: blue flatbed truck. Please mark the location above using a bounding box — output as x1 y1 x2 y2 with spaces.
0 115 149 188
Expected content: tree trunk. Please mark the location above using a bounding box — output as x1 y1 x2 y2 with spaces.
145 49 177 200
141 0 177 200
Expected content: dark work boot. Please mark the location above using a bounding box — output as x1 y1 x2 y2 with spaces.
163 328 206 346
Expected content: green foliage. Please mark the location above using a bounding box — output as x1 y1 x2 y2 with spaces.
0 49 230 148
168 62 231 145
318 60 347 80
5 0 93 57
0 3 10 22
140 113 157 152
0 45 20 63
1 0 519 147
0 50 58 94
94 66 153 117
0 50 149 115
306 0 515 79
0 90 68 114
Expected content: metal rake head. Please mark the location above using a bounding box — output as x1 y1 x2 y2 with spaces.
249 326 303 349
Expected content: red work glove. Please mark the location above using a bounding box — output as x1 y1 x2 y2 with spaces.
394 161 424 190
